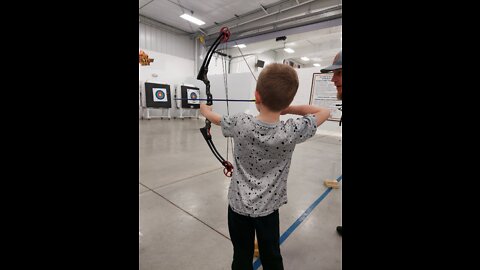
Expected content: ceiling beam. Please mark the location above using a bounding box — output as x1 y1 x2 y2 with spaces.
204 6 342 46
226 8 341 41
260 4 269 15
165 0 194 14
203 0 293 32
139 14 192 35
218 17 342 54
139 0 155 10
203 0 340 36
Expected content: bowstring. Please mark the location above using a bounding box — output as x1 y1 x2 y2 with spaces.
234 41 257 82
222 42 233 162
227 39 258 164
220 37 259 167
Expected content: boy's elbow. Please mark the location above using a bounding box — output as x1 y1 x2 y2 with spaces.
211 115 222 126
315 110 331 126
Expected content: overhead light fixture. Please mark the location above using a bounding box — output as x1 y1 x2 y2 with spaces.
180 13 205 26
301 57 310 61
233 44 246 48
284 48 295 53
313 63 321 67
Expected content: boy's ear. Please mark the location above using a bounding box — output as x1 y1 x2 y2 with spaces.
254 90 261 104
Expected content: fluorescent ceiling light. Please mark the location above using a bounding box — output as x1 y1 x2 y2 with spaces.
233 44 246 48
284 48 295 53
180 13 205 26
301 57 310 61
313 63 321 67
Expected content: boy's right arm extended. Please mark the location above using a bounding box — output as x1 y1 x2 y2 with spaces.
282 105 331 126
200 103 222 126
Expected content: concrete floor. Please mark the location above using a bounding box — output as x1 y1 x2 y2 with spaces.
140 118 342 270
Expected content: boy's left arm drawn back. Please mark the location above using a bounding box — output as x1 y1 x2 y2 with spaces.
285 115 318 144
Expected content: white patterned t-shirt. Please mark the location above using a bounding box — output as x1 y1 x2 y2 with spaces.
221 113 317 217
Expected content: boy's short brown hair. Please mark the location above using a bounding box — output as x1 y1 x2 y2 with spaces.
256 63 299 112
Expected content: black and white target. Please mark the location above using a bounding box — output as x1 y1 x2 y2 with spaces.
153 88 167 102
181 85 200 109
145 82 171 108
187 89 200 105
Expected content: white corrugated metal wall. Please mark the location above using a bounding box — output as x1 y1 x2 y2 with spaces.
139 23 194 60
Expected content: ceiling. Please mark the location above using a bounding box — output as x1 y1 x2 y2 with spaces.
223 25 342 68
139 0 286 34
139 0 342 68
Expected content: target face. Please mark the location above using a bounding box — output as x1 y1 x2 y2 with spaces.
153 88 167 102
187 89 200 104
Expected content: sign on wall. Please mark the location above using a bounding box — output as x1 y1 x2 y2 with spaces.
309 73 342 121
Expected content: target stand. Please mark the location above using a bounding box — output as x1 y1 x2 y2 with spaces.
178 85 200 120
143 82 172 120
145 107 171 120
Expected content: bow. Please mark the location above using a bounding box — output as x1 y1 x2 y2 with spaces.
197 27 234 177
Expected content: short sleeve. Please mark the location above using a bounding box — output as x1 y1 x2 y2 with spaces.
284 114 318 144
220 114 240 138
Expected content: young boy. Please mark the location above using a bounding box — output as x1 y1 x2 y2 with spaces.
200 63 330 270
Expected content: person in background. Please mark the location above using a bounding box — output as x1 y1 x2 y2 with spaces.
320 50 342 236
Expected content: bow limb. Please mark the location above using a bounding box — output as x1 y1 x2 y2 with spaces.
197 27 233 177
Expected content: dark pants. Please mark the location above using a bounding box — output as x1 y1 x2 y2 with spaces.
228 205 284 270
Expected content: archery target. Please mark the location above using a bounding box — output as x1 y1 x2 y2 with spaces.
145 82 171 108
187 89 200 104
181 85 200 108
153 88 167 102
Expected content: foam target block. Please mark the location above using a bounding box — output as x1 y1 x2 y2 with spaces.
145 82 171 108
181 85 200 109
